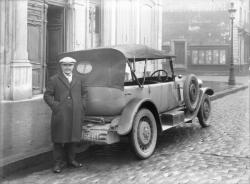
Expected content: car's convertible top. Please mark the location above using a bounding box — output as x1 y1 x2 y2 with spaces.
59 44 175 90
113 44 175 61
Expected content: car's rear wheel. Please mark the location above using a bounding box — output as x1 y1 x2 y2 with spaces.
130 108 157 159
197 94 211 127
183 74 200 112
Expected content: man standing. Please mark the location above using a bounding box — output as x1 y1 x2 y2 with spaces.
44 57 87 173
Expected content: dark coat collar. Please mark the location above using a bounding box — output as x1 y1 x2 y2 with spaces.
57 70 77 89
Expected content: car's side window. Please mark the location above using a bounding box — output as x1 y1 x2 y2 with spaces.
125 64 132 82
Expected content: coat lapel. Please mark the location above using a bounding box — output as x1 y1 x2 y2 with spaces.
58 72 70 89
70 74 77 89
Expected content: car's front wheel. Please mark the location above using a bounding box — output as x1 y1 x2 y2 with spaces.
197 94 211 127
130 108 157 159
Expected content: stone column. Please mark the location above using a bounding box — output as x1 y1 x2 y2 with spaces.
101 0 110 46
10 0 32 100
66 0 87 51
102 0 117 46
74 0 86 50
135 0 140 44
157 0 163 50
0 0 6 100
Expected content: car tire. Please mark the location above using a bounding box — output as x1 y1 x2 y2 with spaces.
130 108 157 159
183 74 200 112
197 94 211 127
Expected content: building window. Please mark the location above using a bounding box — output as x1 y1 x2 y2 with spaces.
219 50 226 64
88 1 101 48
213 50 219 64
206 50 212 64
192 50 198 64
89 5 100 34
198 50 205 64
191 47 228 65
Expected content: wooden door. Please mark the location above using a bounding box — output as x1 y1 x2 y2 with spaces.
174 41 186 67
28 0 46 94
46 5 65 79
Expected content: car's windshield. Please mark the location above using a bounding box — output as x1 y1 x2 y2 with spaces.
124 58 173 83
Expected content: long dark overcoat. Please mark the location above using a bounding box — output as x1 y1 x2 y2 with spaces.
44 71 87 143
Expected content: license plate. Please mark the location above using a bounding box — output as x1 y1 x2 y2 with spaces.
82 131 104 141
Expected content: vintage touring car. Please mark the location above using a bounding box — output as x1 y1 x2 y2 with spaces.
59 44 214 159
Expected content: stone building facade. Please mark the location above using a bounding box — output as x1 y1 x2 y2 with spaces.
0 0 162 170
236 0 250 73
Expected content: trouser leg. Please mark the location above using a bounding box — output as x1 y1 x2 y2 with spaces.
53 143 66 164
65 142 76 162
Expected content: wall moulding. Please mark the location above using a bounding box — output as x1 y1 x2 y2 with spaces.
45 0 67 7
71 0 87 7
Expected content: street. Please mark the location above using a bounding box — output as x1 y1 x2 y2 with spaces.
2 88 249 184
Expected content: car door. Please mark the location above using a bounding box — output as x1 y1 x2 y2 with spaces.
147 83 162 110
123 83 161 110
159 81 180 113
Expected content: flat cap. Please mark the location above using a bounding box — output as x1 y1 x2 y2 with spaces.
59 57 76 64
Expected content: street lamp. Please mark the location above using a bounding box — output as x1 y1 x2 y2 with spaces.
228 2 236 85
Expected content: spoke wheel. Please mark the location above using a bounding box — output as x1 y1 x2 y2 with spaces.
130 108 157 159
198 94 211 127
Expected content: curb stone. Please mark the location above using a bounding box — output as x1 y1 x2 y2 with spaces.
211 85 248 101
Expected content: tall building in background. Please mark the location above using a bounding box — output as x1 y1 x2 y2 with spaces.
162 0 249 74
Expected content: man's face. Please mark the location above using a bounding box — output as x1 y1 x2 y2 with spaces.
61 63 75 75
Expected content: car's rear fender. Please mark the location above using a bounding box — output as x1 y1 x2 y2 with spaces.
117 98 161 135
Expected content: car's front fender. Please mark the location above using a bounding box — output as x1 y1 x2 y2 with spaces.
117 98 157 135
202 87 214 96
184 87 214 121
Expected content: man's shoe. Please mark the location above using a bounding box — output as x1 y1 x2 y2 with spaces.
53 164 62 173
53 161 66 173
69 160 83 168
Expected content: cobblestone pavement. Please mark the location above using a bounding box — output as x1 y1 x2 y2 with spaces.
2 89 249 184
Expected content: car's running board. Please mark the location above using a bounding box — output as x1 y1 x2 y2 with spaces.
160 109 185 126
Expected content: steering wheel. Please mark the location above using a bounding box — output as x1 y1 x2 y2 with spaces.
150 70 168 82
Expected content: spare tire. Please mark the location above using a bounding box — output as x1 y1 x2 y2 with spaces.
183 74 200 112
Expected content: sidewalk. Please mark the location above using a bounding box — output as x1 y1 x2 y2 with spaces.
0 75 249 180
198 75 249 85
199 75 249 100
